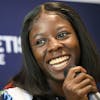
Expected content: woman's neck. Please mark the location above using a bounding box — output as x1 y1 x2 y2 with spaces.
47 79 64 96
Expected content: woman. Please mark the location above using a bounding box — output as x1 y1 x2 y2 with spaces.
0 1 100 100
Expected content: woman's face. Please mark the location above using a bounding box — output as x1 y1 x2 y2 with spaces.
29 12 80 81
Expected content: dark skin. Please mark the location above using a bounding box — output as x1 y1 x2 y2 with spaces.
29 12 98 100
63 66 97 100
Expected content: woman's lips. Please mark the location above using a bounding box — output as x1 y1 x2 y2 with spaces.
48 55 70 71
49 56 69 65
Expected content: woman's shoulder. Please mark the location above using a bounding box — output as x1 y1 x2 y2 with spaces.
0 87 33 100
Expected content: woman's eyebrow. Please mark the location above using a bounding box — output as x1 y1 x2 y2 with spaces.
56 25 67 31
32 33 44 38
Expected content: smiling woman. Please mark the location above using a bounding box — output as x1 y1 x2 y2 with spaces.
0 1 100 100
29 12 81 81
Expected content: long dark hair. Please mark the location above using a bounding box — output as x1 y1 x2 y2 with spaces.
12 1 100 95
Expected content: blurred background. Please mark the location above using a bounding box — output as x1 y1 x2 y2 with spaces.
0 0 100 89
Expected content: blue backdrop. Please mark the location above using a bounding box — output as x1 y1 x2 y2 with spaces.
0 0 100 89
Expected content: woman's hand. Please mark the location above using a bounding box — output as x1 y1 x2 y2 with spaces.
62 66 98 100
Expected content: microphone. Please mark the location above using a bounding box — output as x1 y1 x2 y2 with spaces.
88 92 100 100
64 65 100 100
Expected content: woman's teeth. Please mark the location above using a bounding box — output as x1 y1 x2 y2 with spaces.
49 56 69 65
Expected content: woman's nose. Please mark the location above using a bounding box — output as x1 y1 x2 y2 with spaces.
47 38 63 52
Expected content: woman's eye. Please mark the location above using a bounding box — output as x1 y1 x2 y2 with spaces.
56 31 69 40
35 38 47 47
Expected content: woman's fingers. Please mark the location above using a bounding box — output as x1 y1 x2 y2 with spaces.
63 66 98 99
65 66 87 80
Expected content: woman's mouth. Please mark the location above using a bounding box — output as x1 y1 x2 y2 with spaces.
48 55 70 71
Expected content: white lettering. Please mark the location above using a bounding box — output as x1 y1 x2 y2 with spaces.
0 35 22 66
0 54 6 65
0 35 22 54
4 36 12 53
0 39 4 53
12 36 22 53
